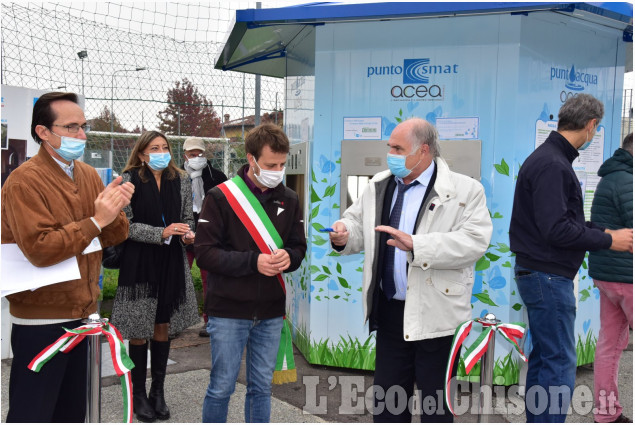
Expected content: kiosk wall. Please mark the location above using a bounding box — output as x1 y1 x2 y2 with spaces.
279 8 626 383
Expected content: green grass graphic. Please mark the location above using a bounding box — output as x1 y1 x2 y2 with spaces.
293 322 376 370
576 332 597 366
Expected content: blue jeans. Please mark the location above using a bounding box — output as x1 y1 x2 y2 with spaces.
202 316 283 423
515 265 577 423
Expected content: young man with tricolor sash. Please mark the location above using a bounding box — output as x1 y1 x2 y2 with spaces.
194 123 307 423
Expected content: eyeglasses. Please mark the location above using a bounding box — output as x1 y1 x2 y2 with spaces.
51 123 91 134
185 153 204 159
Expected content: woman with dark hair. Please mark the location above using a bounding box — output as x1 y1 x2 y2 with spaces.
111 130 199 423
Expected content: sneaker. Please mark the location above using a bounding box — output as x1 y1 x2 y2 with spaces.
199 325 209 338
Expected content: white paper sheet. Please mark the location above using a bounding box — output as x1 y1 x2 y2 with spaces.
1 244 81 297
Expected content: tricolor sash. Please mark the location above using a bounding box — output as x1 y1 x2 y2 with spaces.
217 175 296 384
444 318 527 416
28 320 134 423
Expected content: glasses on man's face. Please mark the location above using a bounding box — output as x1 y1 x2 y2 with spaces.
185 153 204 159
51 123 91 134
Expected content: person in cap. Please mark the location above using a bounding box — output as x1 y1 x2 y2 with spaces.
182 137 227 337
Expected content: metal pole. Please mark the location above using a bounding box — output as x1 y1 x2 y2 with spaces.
110 74 115 169
81 58 85 96
177 105 181 136
223 140 230 177
110 67 147 170
221 102 225 138
242 74 246 139
254 2 262 127
275 93 278 125
478 313 500 422
85 313 103 423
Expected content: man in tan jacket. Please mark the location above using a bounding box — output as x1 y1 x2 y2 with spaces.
1 92 133 422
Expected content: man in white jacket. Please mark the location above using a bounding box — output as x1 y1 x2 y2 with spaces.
329 118 492 423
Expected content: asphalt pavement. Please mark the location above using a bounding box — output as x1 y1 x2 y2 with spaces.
1 318 632 423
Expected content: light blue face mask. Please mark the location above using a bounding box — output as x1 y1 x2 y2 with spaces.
148 152 171 171
386 149 421 178
47 134 86 161
580 123 599 151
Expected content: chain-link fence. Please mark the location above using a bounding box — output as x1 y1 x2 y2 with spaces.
1 2 293 174
84 132 248 178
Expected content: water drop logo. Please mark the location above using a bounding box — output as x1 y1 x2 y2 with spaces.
565 65 584 91
551 63 597 91
403 59 431 84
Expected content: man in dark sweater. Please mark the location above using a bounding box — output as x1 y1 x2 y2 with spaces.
510 94 632 423
195 124 306 423
182 137 227 337
589 133 632 424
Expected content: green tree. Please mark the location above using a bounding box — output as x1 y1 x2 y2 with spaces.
88 106 128 133
157 78 221 137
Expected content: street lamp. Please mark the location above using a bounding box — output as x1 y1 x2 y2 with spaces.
110 67 147 168
77 50 88 95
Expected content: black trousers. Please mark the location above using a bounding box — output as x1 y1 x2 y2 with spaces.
7 320 87 423
373 294 457 423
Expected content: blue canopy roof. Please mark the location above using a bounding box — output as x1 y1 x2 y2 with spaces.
216 2 633 77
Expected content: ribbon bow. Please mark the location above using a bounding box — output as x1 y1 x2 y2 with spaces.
28 320 134 423
444 318 527 416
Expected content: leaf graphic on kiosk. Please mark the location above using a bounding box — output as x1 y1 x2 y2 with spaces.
338 277 350 289
311 205 320 219
579 289 590 302
494 158 510 176
475 256 490 271
310 186 322 203
496 243 510 253
323 184 337 198
313 235 328 246
473 292 498 306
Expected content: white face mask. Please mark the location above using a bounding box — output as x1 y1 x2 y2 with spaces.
185 156 207 171
254 159 285 188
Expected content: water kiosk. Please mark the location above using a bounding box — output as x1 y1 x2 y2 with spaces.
216 2 633 383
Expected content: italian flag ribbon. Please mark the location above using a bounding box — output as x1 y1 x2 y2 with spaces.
444 319 527 416
28 320 134 423
218 175 297 384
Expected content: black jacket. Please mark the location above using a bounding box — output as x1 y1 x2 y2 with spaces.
186 161 227 253
194 165 307 320
197 161 228 225
588 148 633 283
510 131 611 280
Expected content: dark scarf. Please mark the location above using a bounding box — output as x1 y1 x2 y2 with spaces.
118 168 186 320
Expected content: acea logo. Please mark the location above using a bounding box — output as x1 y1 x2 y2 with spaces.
550 64 598 92
367 58 459 100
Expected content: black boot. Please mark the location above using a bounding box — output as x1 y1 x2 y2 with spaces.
149 340 171 420
128 342 157 423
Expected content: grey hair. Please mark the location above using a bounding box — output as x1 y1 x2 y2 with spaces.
406 117 441 158
557 93 604 131
622 133 633 155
